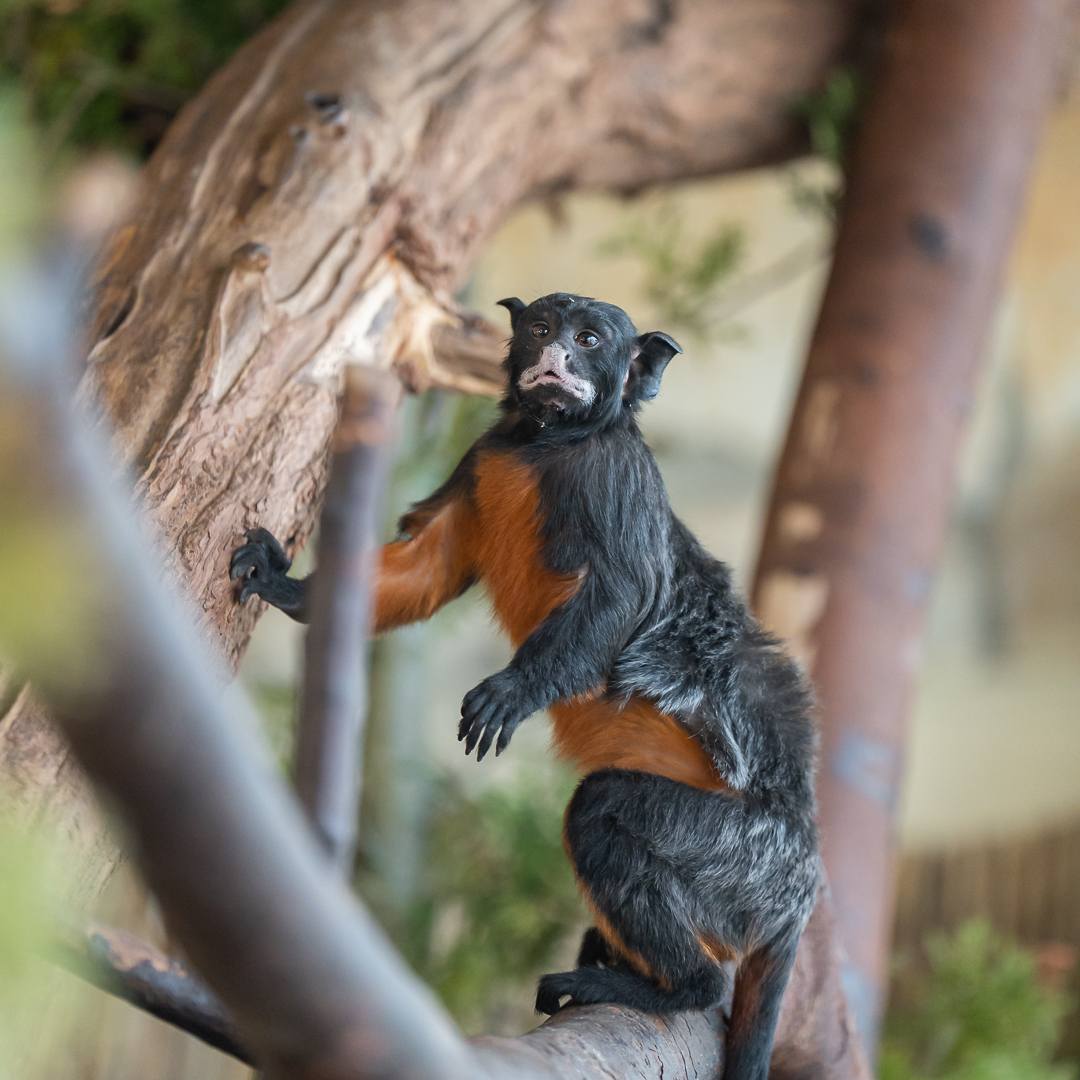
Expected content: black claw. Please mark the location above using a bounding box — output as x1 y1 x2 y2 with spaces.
475 723 498 761
536 973 576 1015
495 724 515 756
463 725 481 756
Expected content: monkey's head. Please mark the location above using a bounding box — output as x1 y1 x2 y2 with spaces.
497 293 681 430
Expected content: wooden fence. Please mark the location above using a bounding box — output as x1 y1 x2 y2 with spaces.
893 819 1080 952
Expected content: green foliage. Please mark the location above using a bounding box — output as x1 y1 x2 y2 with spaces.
795 66 862 169
389 389 499 511
248 681 297 773
0 0 290 157
882 921 1076 1080
598 199 744 338
0 84 46 254
790 66 864 221
0 821 54 1073
360 771 585 1031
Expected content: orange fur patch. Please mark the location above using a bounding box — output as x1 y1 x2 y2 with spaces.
698 932 741 966
471 452 583 647
373 501 478 633
550 695 727 792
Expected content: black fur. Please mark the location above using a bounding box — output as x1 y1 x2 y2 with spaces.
231 294 819 1080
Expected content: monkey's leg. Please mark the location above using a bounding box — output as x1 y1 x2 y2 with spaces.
576 927 614 968
537 768 736 1016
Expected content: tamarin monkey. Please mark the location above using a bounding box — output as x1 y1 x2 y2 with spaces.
231 293 819 1080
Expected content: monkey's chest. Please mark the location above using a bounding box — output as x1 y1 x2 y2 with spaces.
471 452 581 648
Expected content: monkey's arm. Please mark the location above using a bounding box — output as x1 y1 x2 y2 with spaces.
231 474 478 629
459 567 640 759
373 500 477 633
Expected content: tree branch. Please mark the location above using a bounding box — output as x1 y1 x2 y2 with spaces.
752 0 1077 1045
51 922 252 1064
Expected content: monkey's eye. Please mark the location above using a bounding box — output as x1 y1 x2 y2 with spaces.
531 322 550 338
576 330 600 348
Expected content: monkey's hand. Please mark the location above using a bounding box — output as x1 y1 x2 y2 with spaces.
458 669 536 761
230 528 308 621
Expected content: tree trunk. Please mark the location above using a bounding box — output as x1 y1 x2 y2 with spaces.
752 0 1077 1049
1 0 866 900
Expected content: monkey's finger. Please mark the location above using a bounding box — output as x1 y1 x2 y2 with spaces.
242 528 292 571
458 687 486 739
462 700 500 756
535 973 575 1015
229 545 265 579
238 577 268 603
494 718 520 756
474 714 505 761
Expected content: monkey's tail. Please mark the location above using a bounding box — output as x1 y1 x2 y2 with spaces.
723 936 800 1080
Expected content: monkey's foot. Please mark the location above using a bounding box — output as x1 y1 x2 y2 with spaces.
537 967 686 1015
458 671 532 760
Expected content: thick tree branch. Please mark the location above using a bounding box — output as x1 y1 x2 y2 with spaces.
752 0 1078 1045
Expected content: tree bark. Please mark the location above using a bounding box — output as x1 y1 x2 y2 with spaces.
752 0 1078 1048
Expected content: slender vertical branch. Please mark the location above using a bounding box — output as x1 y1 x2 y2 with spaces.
295 367 398 876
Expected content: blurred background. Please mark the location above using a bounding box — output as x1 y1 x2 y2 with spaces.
0 2 1078 1078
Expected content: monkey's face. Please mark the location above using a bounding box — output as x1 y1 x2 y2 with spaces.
497 293 681 429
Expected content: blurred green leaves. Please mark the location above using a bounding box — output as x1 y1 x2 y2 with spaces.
360 772 584 1032
598 199 745 338
0 822 56 1075
0 0 290 158
882 921 1077 1080
790 66 864 221
0 85 45 255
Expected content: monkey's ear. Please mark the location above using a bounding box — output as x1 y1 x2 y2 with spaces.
497 297 527 331
625 331 682 402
